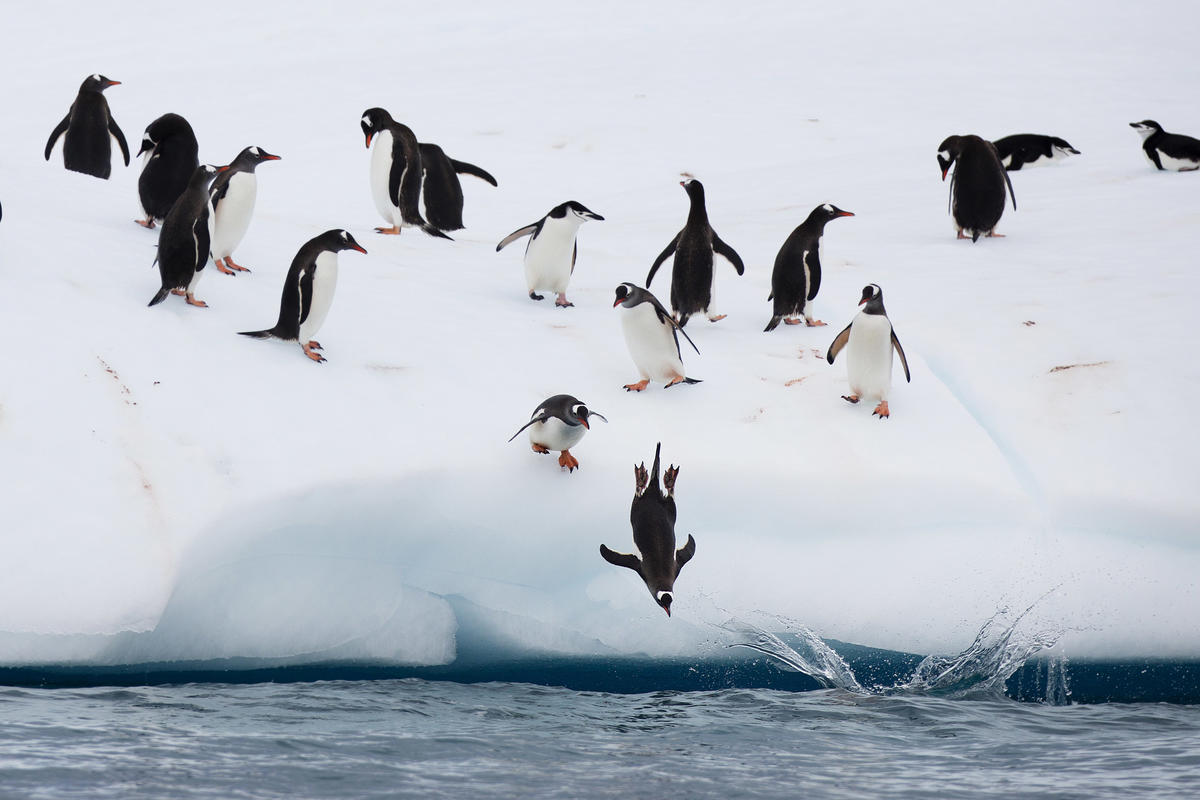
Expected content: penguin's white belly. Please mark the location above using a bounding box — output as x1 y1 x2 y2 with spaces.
299 252 339 343
524 221 581 293
528 417 585 451
211 173 257 258
846 313 894 402
1155 149 1200 171
621 304 685 382
369 130 400 225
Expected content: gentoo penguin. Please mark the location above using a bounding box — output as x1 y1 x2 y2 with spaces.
360 108 451 239
646 176 744 326
148 164 226 308
613 283 700 392
238 229 367 363
507 394 608 472
1129 120 1200 171
496 202 605 307
43 74 129 179
992 134 1080 171
937 135 1016 241
418 142 497 232
600 443 696 617
135 114 200 228
208 146 281 274
826 284 911 419
764 204 854 332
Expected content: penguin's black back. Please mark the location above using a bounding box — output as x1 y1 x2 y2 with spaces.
946 135 1009 236
155 167 214 292
630 445 678 585
64 93 115 178
670 183 715 318
770 207 835 319
993 134 1076 170
418 142 465 231
139 114 199 221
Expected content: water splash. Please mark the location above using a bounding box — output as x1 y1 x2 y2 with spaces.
719 615 865 693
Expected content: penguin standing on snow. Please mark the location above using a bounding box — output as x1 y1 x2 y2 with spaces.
646 176 744 325
992 134 1080 171
600 443 696 618
613 283 701 392
764 204 854 332
937 135 1016 241
826 284 911 419
135 113 199 229
1129 120 1200 171
360 108 450 239
497 202 604 307
508 394 608 473
418 142 497 232
238 229 367 363
44 74 130 179
209 146 281 274
148 164 225 308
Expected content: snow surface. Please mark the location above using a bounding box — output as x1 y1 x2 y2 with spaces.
2 0 1198 666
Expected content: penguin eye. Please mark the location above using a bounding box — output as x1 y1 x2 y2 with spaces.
573 404 587 418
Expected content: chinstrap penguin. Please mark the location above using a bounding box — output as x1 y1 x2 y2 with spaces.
613 283 701 391
600 442 696 617
135 113 199 229
44 74 129 180
508 394 608 472
646 177 744 326
147 164 226 308
937 135 1016 241
209 146 281 274
497 202 604 307
826 284 911 419
764 204 854 332
992 134 1080 171
1129 120 1200 171
360 108 451 239
238 229 367 363
418 141 497 232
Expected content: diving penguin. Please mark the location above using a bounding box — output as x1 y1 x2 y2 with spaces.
600 442 696 617
496 202 604 307
360 108 451 239
418 141 497 232
937 135 1016 241
147 164 225 308
613 283 701 392
992 134 1080 171
238 229 367 363
44 74 130 179
646 176 744 326
764 203 854 332
826 284 911 419
1129 120 1200 171
209 146 282 274
508 394 608 473
135 113 199 229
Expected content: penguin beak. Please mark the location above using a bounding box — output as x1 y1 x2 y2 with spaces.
941 167 949 181
579 418 590 430
264 154 281 161
365 133 374 148
859 297 868 306
613 297 623 308
218 165 231 172
351 244 368 254
106 80 122 87
838 211 855 218
663 606 671 617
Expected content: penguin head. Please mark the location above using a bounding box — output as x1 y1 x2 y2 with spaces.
936 136 963 180
360 108 393 148
81 74 120 93
679 175 705 201
859 283 882 306
613 282 638 308
568 401 608 430
654 590 673 617
818 203 855 223
564 201 605 223
192 164 228 187
327 229 368 255
137 131 156 158
237 146 282 170
138 114 195 156
1130 120 1162 140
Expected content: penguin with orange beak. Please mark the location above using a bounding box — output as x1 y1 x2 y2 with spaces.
508 394 608 473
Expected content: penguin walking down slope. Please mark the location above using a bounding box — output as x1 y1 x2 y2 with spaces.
148 165 226 308
937 135 1016 241
135 113 199 229
360 108 451 239
508 394 608 473
764 204 854 332
497 202 604 307
826 284 911 419
646 177 744 326
614 283 701 391
992 134 1080 171
238 229 367 363
209 146 281 274
418 142 497 232
600 443 696 617
44 74 129 179
1129 120 1200 171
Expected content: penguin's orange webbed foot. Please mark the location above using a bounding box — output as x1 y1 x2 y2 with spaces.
185 294 208 308
985 231 1006 238
624 379 650 392
215 259 237 276
663 465 680 496
169 288 186 296
665 376 687 388
842 394 860 404
956 230 968 240
708 314 727 322
307 340 322 351
784 317 804 326
873 401 891 419
531 443 551 454
374 226 401 235
135 218 155 229
225 257 251 272
554 293 574 308
302 343 326 363
634 462 650 495
806 319 827 327
558 450 580 472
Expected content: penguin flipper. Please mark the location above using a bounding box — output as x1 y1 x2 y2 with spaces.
450 159 497 186
571 242 577 274
671 315 701 357
646 236 679 287
600 544 642 574
109 117 130 166
712 233 745 275
675 534 697 572
891 329 912 383
44 115 69 160
496 224 537 251
507 414 550 443
805 249 821 301
826 323 852 364
298 263 316 325
1003 165 1017 211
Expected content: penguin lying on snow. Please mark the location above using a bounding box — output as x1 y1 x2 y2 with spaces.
600 443 696 617
209 146 282 274
44 74 129 180
938 135 1016 241
508 394 608 473
360 108 451 239
238 229 367 363
418 141 497 232
497 202 604 307
826 284 911 419
992 134 1080 171
765 204 854 332
613 283 701 392
135 113 199 228
1129 120 1200 171
148 164 226 308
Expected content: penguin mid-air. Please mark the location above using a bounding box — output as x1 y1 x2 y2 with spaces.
418 141 497 232
360 108 451 239
496 202 605 307
600 443 696 617
238 229 367 363
613 283 701 392
43 74 130 180
1129 120 1200 171
646 177 744 326
764 203 855 332
135 113 200 229
826 284 911 419
209 146 281 274
147 164 226 308
937 135 1016 241
507 394 608 472
992 134 1080 171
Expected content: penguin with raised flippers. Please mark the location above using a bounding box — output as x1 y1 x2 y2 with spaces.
360 108 451 239
508 394 608 473
135 113 199 229
764 204 854 332
646 176 744 326
1129 120 1200 171
497 202 604 307
992 134 1080 171
826 284 911 419
937 135 1016 241
148 165 225 308
418 142 496 232
209 146 281 274
600 443 696 617
44 74 129 179
613 283 701 392
238 229 367 363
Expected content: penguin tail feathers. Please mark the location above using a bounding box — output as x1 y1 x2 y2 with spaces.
650 442 662 487
148 287 170 307
971 230 981 243
420 223 454 241
764 316 782 332
665 377 702 388
238 328 278 340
